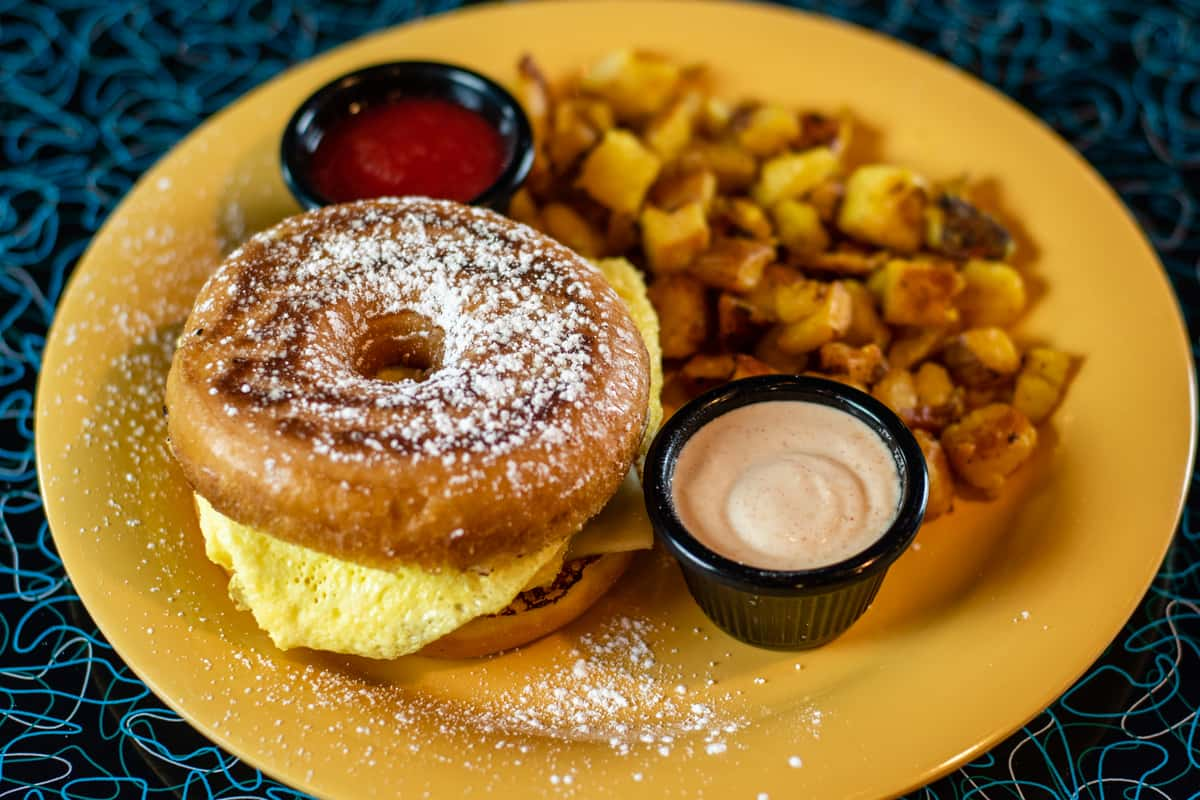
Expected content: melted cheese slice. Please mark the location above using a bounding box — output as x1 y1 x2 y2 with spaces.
193 256 661 659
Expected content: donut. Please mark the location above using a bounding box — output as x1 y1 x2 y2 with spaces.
166 197 651 571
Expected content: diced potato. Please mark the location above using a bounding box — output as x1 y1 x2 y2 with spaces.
819 342 887 385
752 147 839 208
869 259 964 327
606 212 638 255
508 187 541 229
640 202 711 273
719 198 774 240
775 282 852 354
772 277 826 323
690 237 774 292
872 368 918 415
580 50 681 119
548 102 601 172
941 404 1037 492
731 354 782 380
913 430 954 520
576 129 662 215
651 169 718 213
908 363 964 431
772 200 829 254
842 280 891 348
1013 347 1072 423
542 203 605 257
792 246 883 276
754 326 810 373
648 275 708 359
717 292 763 350
662 370 695 419
515 55 552 143
796 112 846 151
735 105 800 157
681 142 758 192
942 328 1021 388
925 193 1014 260
575 98 615 133
807 178 844 223
958 260 1027 328
914 362 955 406
700 96 733 136
887 326 946 369
838 165 927 253
645 92 702 161
681 353 736 382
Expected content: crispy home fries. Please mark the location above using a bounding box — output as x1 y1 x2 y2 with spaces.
510 50 1073 520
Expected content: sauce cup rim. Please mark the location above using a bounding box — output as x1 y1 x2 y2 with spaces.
643 374 929 595
280 60 535 211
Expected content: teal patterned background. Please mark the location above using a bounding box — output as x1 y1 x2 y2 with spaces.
2 0 1199 796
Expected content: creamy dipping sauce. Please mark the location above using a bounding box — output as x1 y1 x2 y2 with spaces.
671 401 901 571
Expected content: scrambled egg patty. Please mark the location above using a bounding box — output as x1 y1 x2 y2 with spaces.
195 258 662 659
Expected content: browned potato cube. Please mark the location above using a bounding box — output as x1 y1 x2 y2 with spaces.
576 129 662 215
645 92 702 161
548 102 601 172
542 203 605 258
775 281 852 353
1013 347 1072 423
648 275 708 359
838 165 927 252
508 187 541 229
580 50 681 119
914 362 955 406
792 246 884 277
808 178 844 223
819 342 887 385
681 353 736 382
651 169 718 213
640 202 711 273
731 354 782 380
681 142 758 192
772 200 829 253
872 368 918 416
606 212 638 255
803 371 868 393
752 147 839 208
941 404 1037 492
735 105 801 157
913 429 955 519
925 193 1014 261
869 259 964 327
842 280 892 348
719 198 774 240
795 112 846 151
754 326 810 373
887 326 946 369
690 237 774 292
958 260 1027 327
699 96 733 136
942 328 1021 388
717 292 764 350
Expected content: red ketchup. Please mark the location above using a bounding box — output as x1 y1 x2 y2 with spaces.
309 98 506 203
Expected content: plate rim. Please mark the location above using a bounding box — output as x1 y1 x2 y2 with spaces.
34 2 1198 797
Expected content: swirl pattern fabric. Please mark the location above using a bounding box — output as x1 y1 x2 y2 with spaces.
2 0 1198 797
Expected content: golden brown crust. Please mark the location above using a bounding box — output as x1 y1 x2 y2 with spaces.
166 198 650 569
419 553 634 659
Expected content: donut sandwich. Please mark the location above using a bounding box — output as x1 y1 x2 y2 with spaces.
165 198 662 659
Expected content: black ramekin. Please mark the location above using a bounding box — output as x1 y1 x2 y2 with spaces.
643 375 929 650
280 61 534 211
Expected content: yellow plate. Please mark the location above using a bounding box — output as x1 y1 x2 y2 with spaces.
35 2 1195 798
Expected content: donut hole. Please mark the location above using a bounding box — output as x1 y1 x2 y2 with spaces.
356 311 446 384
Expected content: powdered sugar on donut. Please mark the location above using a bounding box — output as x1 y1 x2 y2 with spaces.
180 198 645 472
